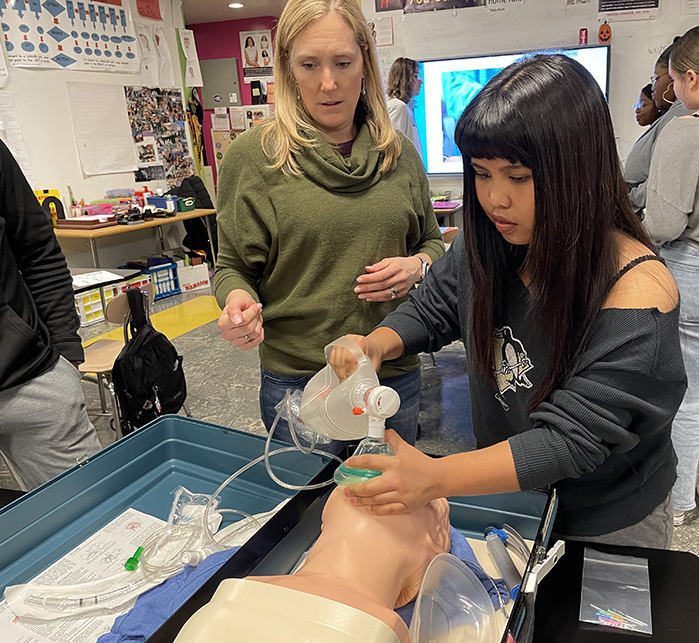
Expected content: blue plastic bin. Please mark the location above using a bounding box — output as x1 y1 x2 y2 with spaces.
145 263 180 299
0 416 334 593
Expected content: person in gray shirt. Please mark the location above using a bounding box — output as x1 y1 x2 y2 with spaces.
625 44 693 213
645 26 699 527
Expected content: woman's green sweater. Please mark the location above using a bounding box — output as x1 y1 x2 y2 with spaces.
214 124 444 377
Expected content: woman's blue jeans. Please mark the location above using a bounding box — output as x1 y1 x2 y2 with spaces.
259 366 422 455
660 241 699 512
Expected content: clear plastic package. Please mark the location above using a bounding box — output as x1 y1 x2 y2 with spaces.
579 548 652 634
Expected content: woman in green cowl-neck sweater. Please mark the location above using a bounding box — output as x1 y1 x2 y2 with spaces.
214 0 444 452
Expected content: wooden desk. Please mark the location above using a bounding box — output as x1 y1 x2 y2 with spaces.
55 208 217 268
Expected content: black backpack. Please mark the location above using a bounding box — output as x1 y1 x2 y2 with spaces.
112 287 187 434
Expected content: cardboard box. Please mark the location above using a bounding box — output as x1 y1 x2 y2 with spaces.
440 226 459 244
178 263 210 293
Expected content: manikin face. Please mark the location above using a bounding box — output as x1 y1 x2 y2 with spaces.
670 64 699 111
635 91 660 126
471 157 536 246
291 12 365 145
651 63 675 110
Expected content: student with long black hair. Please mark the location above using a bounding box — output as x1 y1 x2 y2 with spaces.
333 54 686 548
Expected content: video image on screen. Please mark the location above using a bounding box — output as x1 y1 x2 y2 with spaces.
414 46 610 175
440 68 501 163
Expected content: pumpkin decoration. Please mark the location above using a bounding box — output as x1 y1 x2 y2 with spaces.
598 22 612 44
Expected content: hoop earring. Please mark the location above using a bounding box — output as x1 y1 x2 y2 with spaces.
662 81 674 104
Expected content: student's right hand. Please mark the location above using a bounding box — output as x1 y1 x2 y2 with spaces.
218 289 264 350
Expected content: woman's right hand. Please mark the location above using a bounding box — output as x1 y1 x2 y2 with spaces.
218 289 264 350
329 334 384 381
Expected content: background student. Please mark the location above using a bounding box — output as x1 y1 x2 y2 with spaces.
386 57 423 159
645 25 699 527
0 140 102 490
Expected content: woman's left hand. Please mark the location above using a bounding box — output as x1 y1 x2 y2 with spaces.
354 256 422 302
342 430 442 515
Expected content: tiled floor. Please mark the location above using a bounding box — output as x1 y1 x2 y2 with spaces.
3 286 699 555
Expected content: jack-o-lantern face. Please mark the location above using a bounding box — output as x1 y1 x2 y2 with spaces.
598 23 612 44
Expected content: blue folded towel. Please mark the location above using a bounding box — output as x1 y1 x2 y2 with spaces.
98 527 508 642
97 548 240 643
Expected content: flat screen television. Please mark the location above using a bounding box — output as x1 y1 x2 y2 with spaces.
414 45 611 175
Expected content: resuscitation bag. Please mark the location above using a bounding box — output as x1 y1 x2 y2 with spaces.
299 338 380 441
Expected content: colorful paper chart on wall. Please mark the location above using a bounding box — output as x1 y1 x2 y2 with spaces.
1 0 140 72
125 86 194 186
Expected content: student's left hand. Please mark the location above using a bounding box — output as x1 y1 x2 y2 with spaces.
355 256 422 302
342 430 442 515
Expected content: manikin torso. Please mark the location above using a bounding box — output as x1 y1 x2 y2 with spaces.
175 488 451 643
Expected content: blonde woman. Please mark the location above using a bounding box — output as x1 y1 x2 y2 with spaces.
215 0 444 451
386 57 423 158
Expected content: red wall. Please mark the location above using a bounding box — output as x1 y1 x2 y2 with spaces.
189 17 277 184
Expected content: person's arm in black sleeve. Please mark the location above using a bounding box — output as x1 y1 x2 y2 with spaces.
379 230 465 357
1 141 84 363
509 310 686 491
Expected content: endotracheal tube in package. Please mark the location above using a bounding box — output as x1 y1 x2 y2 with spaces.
579 547 652 634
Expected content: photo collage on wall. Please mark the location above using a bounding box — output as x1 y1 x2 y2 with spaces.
125 86 194 186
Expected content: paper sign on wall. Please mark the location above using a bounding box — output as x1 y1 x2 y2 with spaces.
0 92 36 187
154 26 175 86
179 28 204 87
598 0 658 21
487 0 524 12
67 82 138 176
682 0 699 13
367 18 394 47
136 23 158 86
404 0 485 13
2 0 140 72
136 0 163 21
240 30 273 84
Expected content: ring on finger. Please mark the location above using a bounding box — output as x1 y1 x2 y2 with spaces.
390 286 396 300
244 334 252 343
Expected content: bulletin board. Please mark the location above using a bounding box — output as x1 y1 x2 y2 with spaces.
124 86 194 186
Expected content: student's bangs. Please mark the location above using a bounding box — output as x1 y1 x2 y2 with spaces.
455 97 534 171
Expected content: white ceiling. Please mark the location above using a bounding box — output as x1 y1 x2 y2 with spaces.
183 0 288 25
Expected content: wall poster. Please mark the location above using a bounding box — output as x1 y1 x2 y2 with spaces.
240 30 273 84
403 0 485 13
2 0 139 71
598 0 659 20
136 0 162 21
125 86 194 186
